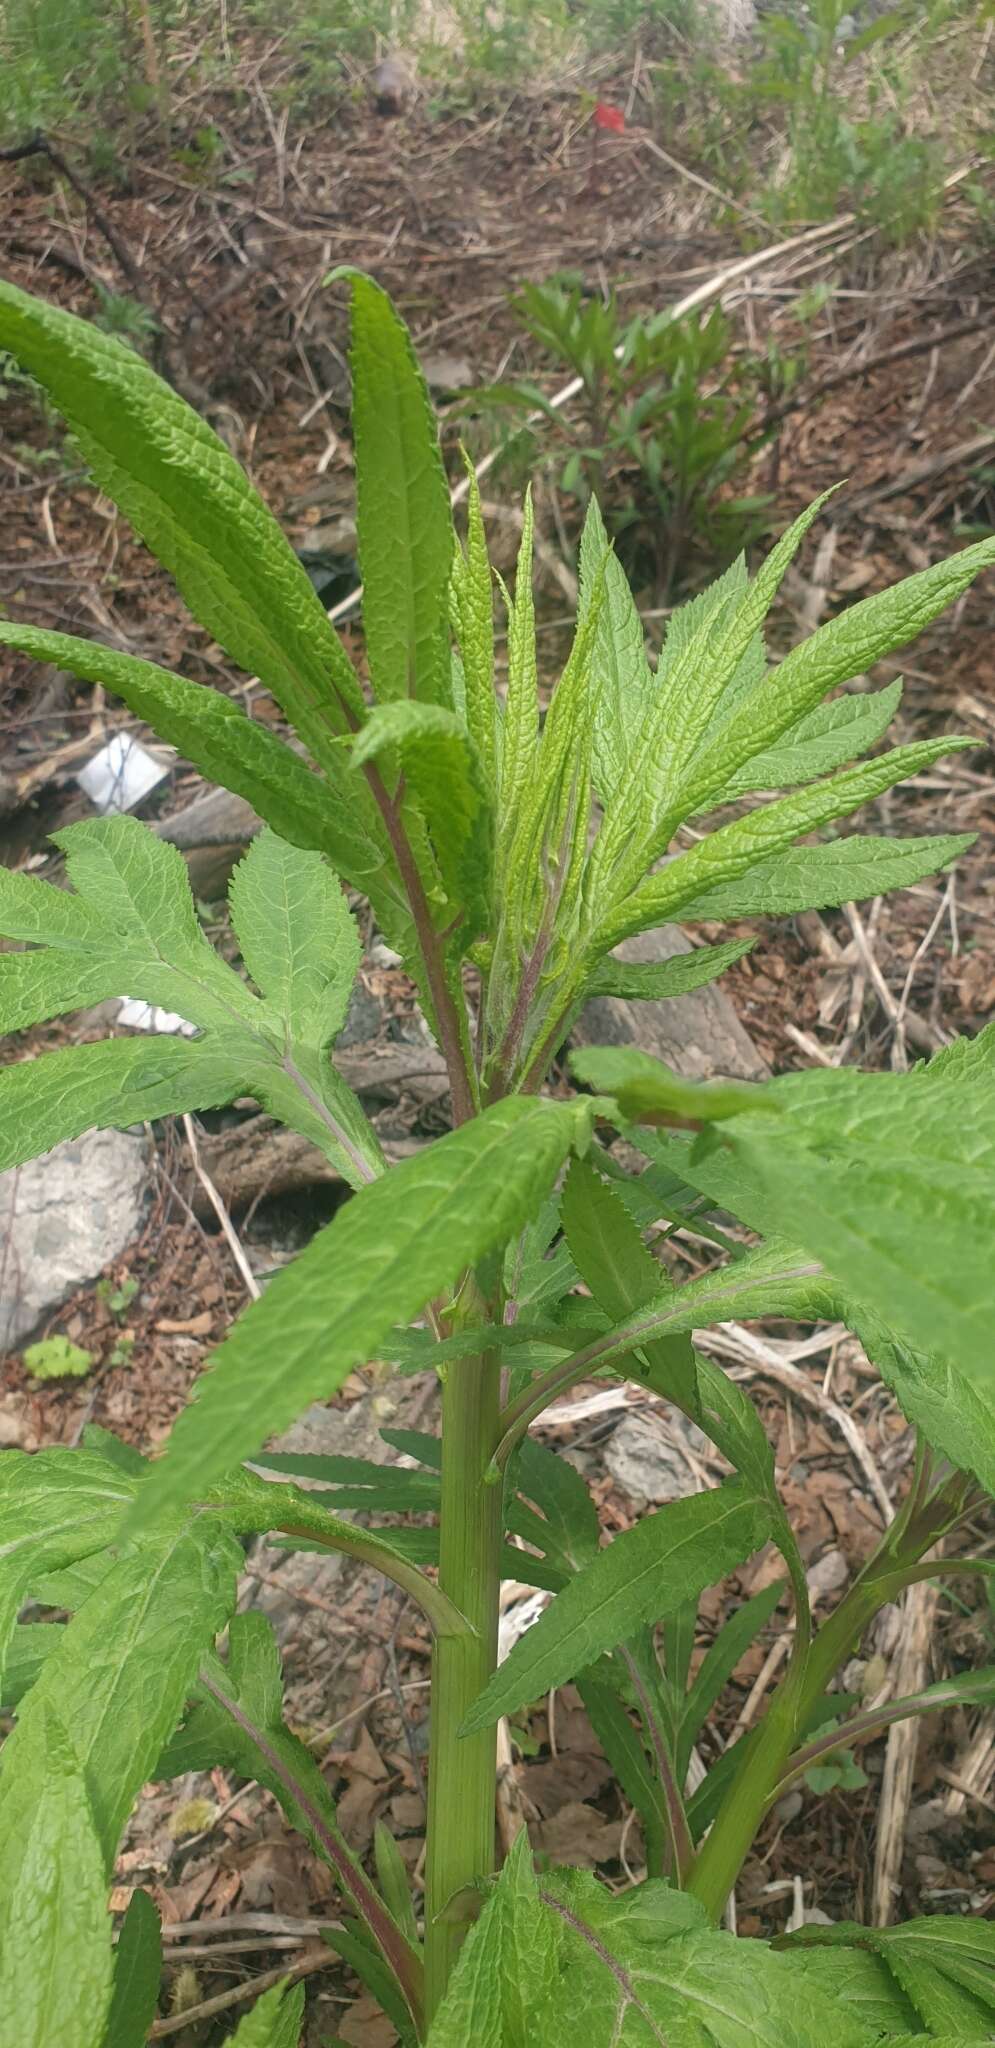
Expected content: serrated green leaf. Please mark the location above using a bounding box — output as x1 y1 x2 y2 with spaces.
123 1095 591 1530
605 736 971 947
468 1867 871 2047
228 1979 305 2047
352 700 492 936
0 1035 252 1172
463 1480 772 1731
102 1890 162 2048
0 816 382 1186
0 622 394 902
228 829 361 1050
0 279 366 769
708 1026 995 1485
514 1436 600 1573
0 1448 136 1694
585 937 753 1001
675 832 975 921
337 269 452 708
781 1919 995 2039
2 1515 240 1866
712 679 904 800
592 500 830 896
0 1701 114 2048
578 496 655 809
683 535 995 817
426 1830 560 2048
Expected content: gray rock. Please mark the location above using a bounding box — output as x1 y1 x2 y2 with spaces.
575 926 768 1083
604 1411 708 1505
0 1128 149 1351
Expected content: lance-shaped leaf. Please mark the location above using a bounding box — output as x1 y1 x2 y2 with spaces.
123 1094 592 1530
0 622 395 904
0 1702 114 2048
0 818 383 1187
585 937 753 1002
336 268 452 708
675 831 975 922
207 1464 468 1636
1 1513 241 1867
604 735 971 947
571 1044 776 1128
0 1447 137 1693
353 700 493 936
676 1580 785 1778
0 279 366 768
682 533 995 817
578 495 655 810
229 1981 305 2048
102 1890 162 2048
462 1479 772 1730
710 678 904 801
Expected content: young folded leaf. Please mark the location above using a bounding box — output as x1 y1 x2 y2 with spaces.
570 1044 776 1128
450 458 497 791
0 818 383 1187
353 700 493 939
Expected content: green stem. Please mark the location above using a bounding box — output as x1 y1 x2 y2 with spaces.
686 1481 958 1921
424 1346 504 2019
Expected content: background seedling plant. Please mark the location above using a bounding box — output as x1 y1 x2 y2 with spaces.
1 271 995 2046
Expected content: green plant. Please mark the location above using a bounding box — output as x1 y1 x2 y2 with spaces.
1 272 995 2045
481 280 767 594
96 1275 140 1322
22 1336 94 1381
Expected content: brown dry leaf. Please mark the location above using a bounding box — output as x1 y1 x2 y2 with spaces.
154 1860 219 1923
519 1750 612 1817
532 1799 622 1868
226 1838 311 1914
337 1993 399 2045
